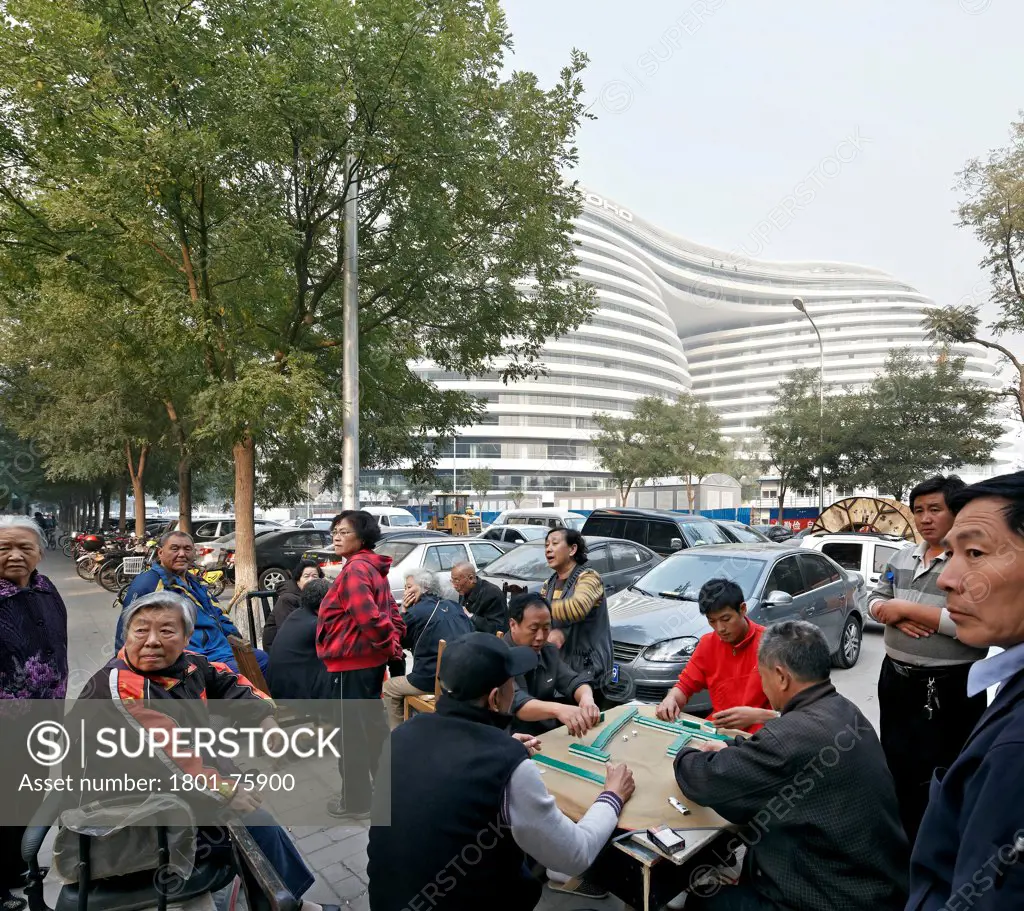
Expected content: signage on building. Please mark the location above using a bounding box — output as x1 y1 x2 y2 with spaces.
584 192 633 222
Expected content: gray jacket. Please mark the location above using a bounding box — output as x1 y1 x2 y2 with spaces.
674 682 908 911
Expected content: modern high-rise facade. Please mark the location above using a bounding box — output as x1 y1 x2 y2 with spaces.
411 189 1009 495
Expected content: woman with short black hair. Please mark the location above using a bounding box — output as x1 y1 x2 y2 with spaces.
317 510 405 818
542 528 612 694
261 559 324 650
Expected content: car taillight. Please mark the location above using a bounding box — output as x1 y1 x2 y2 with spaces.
197 546 213 557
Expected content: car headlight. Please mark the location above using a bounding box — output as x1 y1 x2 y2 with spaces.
643 636 699 663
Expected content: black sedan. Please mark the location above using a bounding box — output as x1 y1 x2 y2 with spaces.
752 523 795 543
479 536 661 598
608 544 865 710
225 528 333 589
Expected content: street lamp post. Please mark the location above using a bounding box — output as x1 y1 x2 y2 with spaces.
792 298 825 516
340 146 360 510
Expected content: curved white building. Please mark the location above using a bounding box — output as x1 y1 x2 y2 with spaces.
410 190 1008 494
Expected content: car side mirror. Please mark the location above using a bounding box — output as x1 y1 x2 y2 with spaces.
764 590 794 608
847 571 864 588
670 537 684 551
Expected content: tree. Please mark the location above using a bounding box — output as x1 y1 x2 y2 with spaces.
829 349 1001 502
466 467 492 510
756 370 823 524
508 488 527 508
923 114 1024 422
592 398 667 506
0 0 595 617
659 394 730 511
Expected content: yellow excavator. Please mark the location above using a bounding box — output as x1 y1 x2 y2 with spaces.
426 496 482 536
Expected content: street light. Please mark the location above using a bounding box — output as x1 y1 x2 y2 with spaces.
792 298 825 515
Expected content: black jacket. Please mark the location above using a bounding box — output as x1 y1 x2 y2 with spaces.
510 643 591 735
267 602 333 701
674 682 908 911
261 580 301 650
368 696 537 911
460 578 508 635
907 667 1024 910
399 594 473 692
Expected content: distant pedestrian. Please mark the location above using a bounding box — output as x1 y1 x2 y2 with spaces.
868 475 987 842
0 516 68 909
541 528 613 693
907 471 1024 910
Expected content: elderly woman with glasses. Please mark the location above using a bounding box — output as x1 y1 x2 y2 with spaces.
0 516 68 910
75 591 335 910
317 510 405 819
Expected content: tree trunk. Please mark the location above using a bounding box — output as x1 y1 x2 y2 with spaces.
166 402 192 534
118 482 128 533
126 442 150 538
686 474 696 512
777 487 786 526
229 433 258 640
178 458 193 535
102 482 111 529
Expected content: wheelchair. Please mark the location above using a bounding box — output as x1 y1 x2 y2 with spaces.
21 792 299 911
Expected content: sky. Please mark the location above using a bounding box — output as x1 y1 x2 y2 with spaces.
503 0 1023 325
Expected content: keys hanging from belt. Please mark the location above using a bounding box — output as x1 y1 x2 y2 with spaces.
925 677 941 720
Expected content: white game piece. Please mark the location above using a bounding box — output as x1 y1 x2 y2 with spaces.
631 729 638 737
622 735 629 742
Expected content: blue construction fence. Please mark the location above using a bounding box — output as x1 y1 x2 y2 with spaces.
405 504 819 526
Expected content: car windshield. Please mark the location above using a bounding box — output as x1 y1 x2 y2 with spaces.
679 521 732 547
726 524 766 543
564 516 585 531
376 541 418 564
636 553 766 601
515 526 549 540
385 514 420 527
482 543 550 581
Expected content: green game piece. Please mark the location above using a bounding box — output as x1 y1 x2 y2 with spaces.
666 732 692 756
590 706 639 751
569 743 611 763
533 753 606 785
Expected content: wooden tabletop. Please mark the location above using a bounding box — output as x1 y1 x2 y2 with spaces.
534 703 739 834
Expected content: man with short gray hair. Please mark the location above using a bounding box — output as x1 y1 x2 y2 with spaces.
450 561 508 634
114 530 269 677
675 621 907 911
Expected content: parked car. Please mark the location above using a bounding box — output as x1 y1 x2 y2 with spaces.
220 528 333 590
800 531 913 626
362 506 424 529
608 543 865 710
752 523 795 543
477 524 551 546
196 525 283 569
298 519 334 531
162 516 282 543
304 533 508 597
489 508 585 531
581 508 733 557
713 520 773 544
479 537 661 599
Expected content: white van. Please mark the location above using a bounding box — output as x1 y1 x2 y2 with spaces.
490 507 585 531
362 506 424 530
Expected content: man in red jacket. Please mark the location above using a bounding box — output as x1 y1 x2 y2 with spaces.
317 509 405 819
655 578 776 733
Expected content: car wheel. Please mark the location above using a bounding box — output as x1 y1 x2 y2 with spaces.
259 567 289 591
833 617 862 669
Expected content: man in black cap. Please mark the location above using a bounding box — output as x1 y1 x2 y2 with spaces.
366 632 634 911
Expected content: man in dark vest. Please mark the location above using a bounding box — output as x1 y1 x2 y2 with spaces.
908 472 1024 910
451 562 509 634
366 632 634 911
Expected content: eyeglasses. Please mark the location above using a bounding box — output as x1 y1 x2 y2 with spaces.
331 529 355 538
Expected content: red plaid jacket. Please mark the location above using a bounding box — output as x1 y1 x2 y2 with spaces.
317 550 406 672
